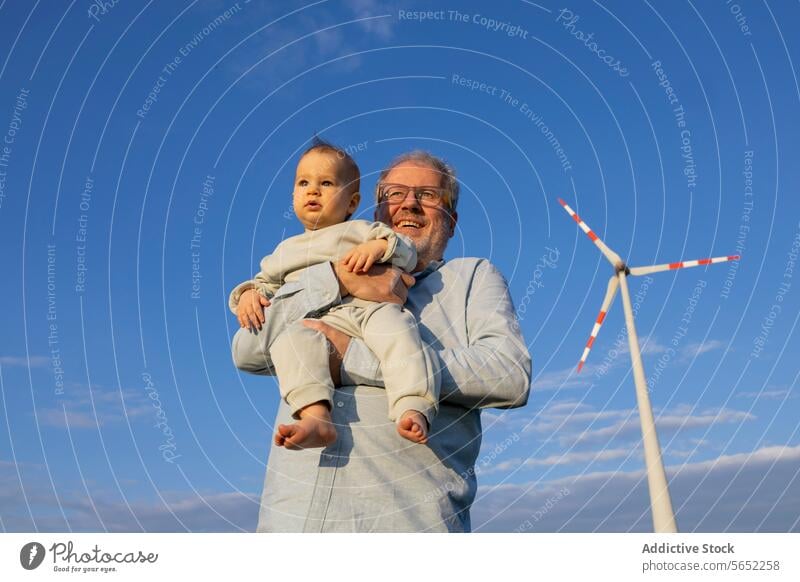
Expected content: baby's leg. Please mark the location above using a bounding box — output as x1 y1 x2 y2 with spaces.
270 322 337 449
360 304 440 444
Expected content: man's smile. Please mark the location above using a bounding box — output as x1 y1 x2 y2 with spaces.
394 216 425 231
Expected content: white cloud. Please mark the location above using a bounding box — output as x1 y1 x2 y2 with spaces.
349 0 394 39
681 339 725 358
665 438 712 459
737 389 793 401
510 399 755 448
228 3 394 88
532 365 594 391
36 409 102 429
570 408 754 446
472 444 800 532
3 445 798 532
640 336 670 355
534 334 668 392
0 474 258 532
36 386 152 429
486 448 633 474
530 407 631 434
0 355 49 367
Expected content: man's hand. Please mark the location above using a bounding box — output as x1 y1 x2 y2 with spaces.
333 262 415 305
302 320 351 386
236 289 271 330
341 239 388 273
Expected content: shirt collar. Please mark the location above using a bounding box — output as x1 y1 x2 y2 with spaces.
415 259 444 281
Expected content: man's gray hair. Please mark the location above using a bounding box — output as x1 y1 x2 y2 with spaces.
376 150 460 212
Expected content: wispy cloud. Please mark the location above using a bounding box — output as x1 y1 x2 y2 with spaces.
532 364 594 391
472 444 800 532
36 385 152 429
485 448 633 475
641 337 670 355
228 3 395 87
514 399 755 448
665 438 712 459
349 0 394 39
0 355 49 367
570 407 754 446
531 407 631 434
681 340 725 359
37 409 104 429
3 444 798 532
534 334 670 392
737 388 794 401
0 459 259 532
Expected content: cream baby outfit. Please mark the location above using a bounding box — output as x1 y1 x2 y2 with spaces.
229 220 439 424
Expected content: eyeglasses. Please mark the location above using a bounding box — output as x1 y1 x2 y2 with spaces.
377 183 451 208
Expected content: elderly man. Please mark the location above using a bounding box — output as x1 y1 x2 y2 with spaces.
232 151 531 532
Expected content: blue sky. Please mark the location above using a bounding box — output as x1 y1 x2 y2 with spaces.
1 0 798 532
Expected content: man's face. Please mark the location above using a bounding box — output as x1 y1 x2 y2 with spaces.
375 162 457 271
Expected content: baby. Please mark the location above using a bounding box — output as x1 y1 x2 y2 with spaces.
229 140 438 449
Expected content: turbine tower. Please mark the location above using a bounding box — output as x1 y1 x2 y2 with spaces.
558 198 740 533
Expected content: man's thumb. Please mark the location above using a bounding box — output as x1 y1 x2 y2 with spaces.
401 273 416 288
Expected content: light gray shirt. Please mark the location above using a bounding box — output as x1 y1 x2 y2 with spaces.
231 257 532 532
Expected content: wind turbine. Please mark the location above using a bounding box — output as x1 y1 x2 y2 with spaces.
558 198 740 533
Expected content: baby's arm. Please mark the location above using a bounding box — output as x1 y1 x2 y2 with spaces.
340 239 388 273
229 254 284 329
340 222 417 274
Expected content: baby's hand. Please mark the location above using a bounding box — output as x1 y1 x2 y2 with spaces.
341 239 388 273
237 289 271 330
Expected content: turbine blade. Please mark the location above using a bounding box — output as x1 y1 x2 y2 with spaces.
629 255 740 276
558 199 624 268
577 275 620 372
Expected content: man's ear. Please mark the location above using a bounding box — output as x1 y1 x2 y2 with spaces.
347 191 361 216
448 210 458 238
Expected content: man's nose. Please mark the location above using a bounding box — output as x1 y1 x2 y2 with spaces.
399 190 422 210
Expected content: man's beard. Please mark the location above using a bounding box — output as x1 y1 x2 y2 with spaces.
411 225 451 270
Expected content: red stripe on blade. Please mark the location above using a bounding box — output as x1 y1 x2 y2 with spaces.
669 262 683 269
698 258 712 265
587 231 598 241
596 312 606 324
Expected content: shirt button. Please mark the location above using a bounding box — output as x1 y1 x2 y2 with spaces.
336 401 344 407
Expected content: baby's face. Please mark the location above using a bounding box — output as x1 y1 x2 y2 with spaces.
293 150 359 230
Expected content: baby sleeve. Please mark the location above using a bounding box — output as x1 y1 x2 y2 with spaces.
365 222 417 272
227 254 283 314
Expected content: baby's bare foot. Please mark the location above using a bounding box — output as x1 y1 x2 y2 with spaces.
397 410 429 444
275 403 337 450
275 417 337 449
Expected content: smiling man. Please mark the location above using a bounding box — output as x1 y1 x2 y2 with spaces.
231 150 532 532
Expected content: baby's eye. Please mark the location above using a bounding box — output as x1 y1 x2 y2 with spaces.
322 180 334 187
298 179 308 187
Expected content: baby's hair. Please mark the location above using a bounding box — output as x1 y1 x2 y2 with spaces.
300 136 361 197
